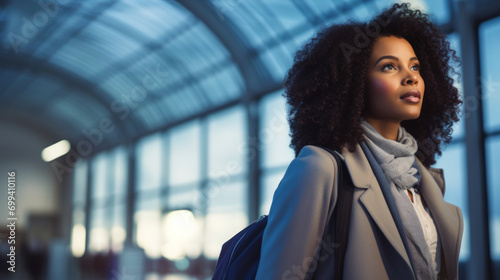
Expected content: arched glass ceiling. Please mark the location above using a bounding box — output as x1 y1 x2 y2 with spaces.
0 0 453 152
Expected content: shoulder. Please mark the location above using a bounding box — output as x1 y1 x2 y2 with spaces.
293 145 339 174
274 145 339 197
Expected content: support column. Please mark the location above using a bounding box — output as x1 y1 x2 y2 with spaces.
455 1 492 279
124 143 137 246
84 159 92 251
247 101 261 222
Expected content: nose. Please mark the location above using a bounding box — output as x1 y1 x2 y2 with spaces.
402 73 418 86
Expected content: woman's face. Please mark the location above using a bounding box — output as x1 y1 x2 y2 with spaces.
365 35 425 122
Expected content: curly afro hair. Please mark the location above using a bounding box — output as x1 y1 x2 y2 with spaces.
284 2 462 166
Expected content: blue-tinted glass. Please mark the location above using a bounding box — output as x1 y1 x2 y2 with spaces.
370 0 450 25
479 16 500 134
167 184 200 212
73 160 88 205
100 71 138 100
204 180 248 259
348 3 372 21
100 0 192 41
136 133 164 190
486 136 500 261
207 106 247 178
111 203 126 252
91 152 109 199
256 1 308 31
134 196 162 258
259 91 294 169
89 206 111 253
113 146 128 196
49 21 142 79
258 44 293 82
210 0 270 48
260 169 287 216
299 0 338 20
208 65 245 101
135 102 165 129
169 120 201 185
434 143 469 260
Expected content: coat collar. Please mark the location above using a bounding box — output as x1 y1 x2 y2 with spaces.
340 143 461 279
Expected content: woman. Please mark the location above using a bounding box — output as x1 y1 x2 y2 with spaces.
256 3 463 280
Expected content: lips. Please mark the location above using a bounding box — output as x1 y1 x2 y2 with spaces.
400 89 421 103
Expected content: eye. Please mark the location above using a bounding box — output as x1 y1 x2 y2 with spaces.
381 63 396 71
411 64 421 71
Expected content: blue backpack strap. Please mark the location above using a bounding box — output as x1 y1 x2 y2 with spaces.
319 147 354 280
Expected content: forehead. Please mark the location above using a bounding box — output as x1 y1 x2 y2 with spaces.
369 36 417 60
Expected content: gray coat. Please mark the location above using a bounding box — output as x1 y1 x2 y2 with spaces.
255 144 463 280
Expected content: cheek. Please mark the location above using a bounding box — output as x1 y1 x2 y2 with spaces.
370 77 394 97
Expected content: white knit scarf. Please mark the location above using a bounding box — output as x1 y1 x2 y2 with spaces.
360 120 419 190
360 119 436 280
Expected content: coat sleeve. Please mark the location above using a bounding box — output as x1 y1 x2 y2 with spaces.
255 145 339 280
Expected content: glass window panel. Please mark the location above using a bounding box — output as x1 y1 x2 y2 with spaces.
101 0 192 41
479 16 500 133
73 160 88 205
257 1 308 31
100 71 140 100
433 143 469 260
259 169 287 216
89 206 111 253
167 184 200 212
208 106 247 178
71 208 86 257
136 103 165 129
169 120 201 185
91 152 109 199
111 203 126 253
211 65 245 100
258 44 293 82
136 133 164 190
347 3 372 21
300 0 337 19
370 0 450 25
204 180 248 259
259 91 294 169
135 196 162 258
210 0 270 48
162 209 203 260
424 0 450 25
486 136 500 261
113 146 128 196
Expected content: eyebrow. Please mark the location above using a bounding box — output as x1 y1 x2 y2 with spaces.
374 55 419 68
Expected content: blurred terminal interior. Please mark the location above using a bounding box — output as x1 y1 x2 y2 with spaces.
1 0 500 279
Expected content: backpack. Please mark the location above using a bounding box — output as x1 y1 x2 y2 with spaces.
212 147 355 280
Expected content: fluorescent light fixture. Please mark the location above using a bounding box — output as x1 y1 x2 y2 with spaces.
41 140 71 162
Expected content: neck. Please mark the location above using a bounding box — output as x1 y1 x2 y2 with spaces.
364 117 400 141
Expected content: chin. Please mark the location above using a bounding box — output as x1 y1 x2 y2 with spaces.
402 112 421 120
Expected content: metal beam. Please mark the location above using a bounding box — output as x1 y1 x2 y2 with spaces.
0 53 136 146
455 1 493 279
175 0 272 93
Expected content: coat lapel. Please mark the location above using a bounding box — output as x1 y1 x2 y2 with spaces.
341 144 414 272
416 159 463 280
